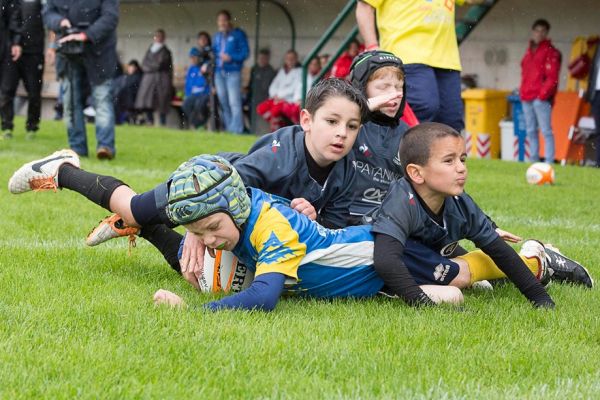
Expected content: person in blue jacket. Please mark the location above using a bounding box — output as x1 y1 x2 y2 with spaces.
212 9 249 134
182 47 210 128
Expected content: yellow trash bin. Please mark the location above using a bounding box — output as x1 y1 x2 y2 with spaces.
462 89 510 158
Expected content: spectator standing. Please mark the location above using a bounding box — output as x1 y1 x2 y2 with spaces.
330 39 361 79
247 48 276 133
182 47 210 129
256 49 301 131
586 44 600 167
0 0 22 140
0 0 43 140
519 19 561 163
135 29 173 126
356 0 468 131
43 0 118 159
212 9 249 134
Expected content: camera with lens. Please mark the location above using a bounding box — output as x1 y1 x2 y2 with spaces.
197 45 215 76
56 26 87 59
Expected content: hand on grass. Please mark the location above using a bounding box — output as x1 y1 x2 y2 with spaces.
290 198 317 220
495 228 522 243
153 289 185 307
367 91 403 112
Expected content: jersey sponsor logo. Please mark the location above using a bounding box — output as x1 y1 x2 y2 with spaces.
408 192 416 206
440 242 459 257
362 188 387 204
271 139 281 153
229 263 249 292
259 231 295 264
352 160 401 183
393 152 401 166
433 263 451 282
358 143 372 157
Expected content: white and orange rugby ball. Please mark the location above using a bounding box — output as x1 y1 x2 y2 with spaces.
198 250 254 293
526 162 555 185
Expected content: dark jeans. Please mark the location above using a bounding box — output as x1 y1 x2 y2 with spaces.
403 64 464 131
592 91 600 166
0 53 44 131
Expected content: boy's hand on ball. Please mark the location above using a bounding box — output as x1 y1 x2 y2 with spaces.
495 228 522 243
180 233 206 275
290 198 317 220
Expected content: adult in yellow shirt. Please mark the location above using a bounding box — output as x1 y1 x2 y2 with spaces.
356 0 469 131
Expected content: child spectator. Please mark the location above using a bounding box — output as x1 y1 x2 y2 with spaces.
114 60 142 125
256 49 302 131
182 47 210 129
330 39 362 79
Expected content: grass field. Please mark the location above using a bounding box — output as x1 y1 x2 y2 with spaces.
1 119 600 399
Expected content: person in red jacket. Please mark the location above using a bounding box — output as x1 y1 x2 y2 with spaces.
519 19 562 162
330 39 362 79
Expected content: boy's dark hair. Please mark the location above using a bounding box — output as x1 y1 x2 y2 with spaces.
532 19 550 31
217 9 232 20
399 122 462 178
258 48 271 57
305 78 369 122
197 31 212 47
128 59 140 70
156 29 166 38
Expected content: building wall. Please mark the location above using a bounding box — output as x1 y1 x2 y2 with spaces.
459 0 599 91
117 0 599 90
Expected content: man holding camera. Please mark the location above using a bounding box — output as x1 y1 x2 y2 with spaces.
43 0 118 159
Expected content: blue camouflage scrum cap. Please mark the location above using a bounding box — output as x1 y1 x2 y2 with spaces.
166 154 251 228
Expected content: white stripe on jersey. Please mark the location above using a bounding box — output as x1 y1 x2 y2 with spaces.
300 241 374 268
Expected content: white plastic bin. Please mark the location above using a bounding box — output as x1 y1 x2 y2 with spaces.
499 120 515 161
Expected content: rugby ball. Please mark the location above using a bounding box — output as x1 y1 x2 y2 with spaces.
526 162 555 185
198 250 254 293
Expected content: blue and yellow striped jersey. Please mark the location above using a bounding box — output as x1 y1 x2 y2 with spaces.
232 188 384 298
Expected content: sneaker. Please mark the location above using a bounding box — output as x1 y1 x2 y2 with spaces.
2 130 13 139
86 214 139 247
519 239 551 287
545 244 594 288
96 146 114 160
8 149 80 194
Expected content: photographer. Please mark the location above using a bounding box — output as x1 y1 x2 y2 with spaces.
42 0 118 159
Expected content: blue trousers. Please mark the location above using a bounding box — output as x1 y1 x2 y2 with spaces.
215 70 244 134
403 64 464 131
522 99 555 162
63 62 115 156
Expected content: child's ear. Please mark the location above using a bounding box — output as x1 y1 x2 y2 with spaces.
299 109 312 132
406 163 425 184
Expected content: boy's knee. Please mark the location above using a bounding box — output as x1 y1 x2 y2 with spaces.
449 258 471 288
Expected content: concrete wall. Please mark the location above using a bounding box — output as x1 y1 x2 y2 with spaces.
118 0 358 83
117 0 600 91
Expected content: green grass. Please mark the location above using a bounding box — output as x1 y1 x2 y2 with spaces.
1 119 600 399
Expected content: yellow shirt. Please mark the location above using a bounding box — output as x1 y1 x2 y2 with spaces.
364 0 462 70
